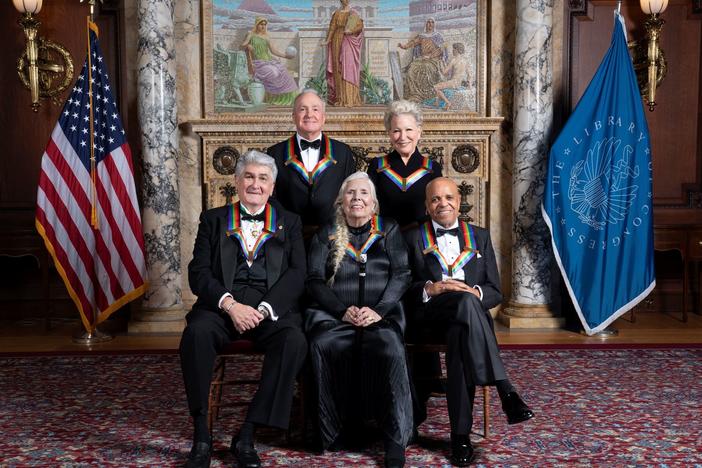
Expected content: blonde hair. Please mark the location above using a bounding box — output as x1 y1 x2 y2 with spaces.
384 99 423 131
327 172 379 285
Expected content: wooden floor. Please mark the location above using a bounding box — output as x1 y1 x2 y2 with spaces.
1 309 700 354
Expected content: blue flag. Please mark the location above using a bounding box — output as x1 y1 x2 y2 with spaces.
542 13 655 335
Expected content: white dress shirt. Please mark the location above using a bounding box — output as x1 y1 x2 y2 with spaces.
218 205 277 321
296 133 322 172
423 219 483 303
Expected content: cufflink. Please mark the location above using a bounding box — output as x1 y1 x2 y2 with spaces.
257 306 270 319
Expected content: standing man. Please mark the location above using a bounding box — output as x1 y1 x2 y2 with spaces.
180 151 307 468
404 177 534 466
267 89 356 237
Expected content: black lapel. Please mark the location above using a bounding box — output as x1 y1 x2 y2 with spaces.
220 213 239 290
265 215 286 289
421 225 443 282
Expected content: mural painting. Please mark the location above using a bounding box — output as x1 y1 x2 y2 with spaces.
205 0 483 113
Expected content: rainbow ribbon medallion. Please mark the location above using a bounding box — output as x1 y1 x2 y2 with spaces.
226 202 278 262
420 221 479 277
377 155 433 192
285 135 336 185
345 216 385 262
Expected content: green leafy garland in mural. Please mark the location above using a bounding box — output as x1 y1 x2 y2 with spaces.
305 62 391 105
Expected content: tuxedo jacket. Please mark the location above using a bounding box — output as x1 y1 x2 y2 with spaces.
404 222 503 312
267 134 356 227
188 200 306 319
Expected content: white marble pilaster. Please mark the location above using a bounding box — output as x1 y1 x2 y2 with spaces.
499 0 563 328
129 0 185 333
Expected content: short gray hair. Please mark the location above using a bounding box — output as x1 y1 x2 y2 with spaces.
235 150 278 181
384 99 423 132
293 88 326 113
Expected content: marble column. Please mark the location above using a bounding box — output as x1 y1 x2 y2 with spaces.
129 0 186 333
499 0 564 328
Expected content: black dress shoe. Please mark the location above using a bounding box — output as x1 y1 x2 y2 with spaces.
184 441 211 468
230 437 261 468
450 435 474 467
501 391 535 425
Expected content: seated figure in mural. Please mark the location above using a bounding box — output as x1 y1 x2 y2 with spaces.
324 0 364 107
431 42 472 111
398 18 447 102
241 17 298 106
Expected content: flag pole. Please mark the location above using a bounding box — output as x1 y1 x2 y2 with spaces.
72 2 113 345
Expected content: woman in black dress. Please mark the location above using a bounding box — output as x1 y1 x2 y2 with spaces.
305 172 412 468
367 99 443 231
368 99 444 421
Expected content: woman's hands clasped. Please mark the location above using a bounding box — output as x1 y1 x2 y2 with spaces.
342 305 382 327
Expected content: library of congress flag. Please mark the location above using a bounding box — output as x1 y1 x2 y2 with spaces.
542 13 655 335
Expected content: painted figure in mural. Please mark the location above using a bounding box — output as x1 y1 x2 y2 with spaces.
432 42 471 110
324 0 364 107
398 18 447 102
241 17 298 106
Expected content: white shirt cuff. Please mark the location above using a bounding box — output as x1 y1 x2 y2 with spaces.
258 301 278 321
422 281 433 303
474 284 484 301
218 292 233 309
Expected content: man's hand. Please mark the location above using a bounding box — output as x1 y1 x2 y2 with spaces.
224 300 264 333
426 279 480 298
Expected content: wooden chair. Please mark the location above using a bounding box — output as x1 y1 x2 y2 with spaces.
406 342 491 438
207 340 263 436
207 340 304 441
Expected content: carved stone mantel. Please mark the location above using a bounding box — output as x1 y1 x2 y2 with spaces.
187 111 503 228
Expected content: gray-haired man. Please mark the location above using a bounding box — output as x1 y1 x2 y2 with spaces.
180 151 307 468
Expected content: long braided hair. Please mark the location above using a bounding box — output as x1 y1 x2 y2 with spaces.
327 172 379 285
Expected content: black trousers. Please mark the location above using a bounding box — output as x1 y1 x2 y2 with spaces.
410 291 507 435
179 289 307 430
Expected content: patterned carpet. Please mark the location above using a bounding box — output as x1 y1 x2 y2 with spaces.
1 348 701 467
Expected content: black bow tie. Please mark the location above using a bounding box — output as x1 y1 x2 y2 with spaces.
241 212 265 222
300 138 321 150
436 227 459 237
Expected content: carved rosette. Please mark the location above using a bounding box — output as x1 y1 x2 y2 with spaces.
451 144 480 174
213 146 239 175
458 181 474 222
351 146 373 172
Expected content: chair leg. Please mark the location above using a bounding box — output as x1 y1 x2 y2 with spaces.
208 356 226 436
483 386 490 438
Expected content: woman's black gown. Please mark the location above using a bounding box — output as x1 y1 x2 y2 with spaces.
305 218 413 450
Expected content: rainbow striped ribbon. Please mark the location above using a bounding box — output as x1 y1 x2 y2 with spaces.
420 221 479 277
225 202 277 263
284 135 336 185
376 155 433 192
345 216 385 262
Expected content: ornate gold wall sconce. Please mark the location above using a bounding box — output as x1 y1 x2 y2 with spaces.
636 0 669 111
14 0 74 112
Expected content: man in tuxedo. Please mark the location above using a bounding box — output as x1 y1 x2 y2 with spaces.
405 177 534 466
180 150 307 468
267 89 356 236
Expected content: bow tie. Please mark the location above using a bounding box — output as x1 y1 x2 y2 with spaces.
436 227 459 237
241 212 265 222
300 138 321 151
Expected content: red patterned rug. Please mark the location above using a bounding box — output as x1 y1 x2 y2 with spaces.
1 348 701 466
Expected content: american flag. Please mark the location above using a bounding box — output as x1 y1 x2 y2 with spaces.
35 20 147 333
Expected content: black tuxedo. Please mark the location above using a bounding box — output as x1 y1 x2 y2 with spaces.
267 134 356 228
404 222 507 435
180 200 307 430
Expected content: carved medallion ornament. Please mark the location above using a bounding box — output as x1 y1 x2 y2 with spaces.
452 144 480 174
351 146 373 172
213 146 239 175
